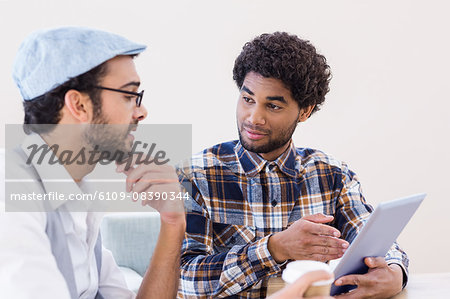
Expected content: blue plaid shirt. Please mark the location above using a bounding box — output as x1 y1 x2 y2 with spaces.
177 140 408 298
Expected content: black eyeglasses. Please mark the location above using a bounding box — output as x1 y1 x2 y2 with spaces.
94 86 144 107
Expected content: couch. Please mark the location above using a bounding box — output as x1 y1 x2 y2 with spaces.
100 212 161 293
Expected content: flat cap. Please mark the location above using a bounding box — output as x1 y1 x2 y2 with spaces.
12 27 147 100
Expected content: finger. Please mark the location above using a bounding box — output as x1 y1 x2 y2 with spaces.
116 153 142 173
125 165 177 192
305 221 342 238
127 171 178 187
334 274 368 287
272 270 333 299
132 179 181 194
307 235 349 249
132 180 180 194
364 256 387 268
309 244 347 258
302 213 334 224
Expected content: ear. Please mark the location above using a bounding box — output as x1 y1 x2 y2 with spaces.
298 105 315 122
63 90 93 123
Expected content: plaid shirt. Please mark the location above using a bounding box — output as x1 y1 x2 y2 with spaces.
177 140 408 298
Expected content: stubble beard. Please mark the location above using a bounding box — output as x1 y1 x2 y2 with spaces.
238 118 298 154
83 113 137 163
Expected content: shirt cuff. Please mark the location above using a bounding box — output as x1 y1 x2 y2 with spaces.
387 261 408 289
247 235 284 279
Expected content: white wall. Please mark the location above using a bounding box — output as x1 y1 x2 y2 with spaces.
1 0 449 273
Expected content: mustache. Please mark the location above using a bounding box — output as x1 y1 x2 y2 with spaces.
242 123 270 134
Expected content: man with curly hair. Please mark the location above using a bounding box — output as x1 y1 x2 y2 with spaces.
177 32 408 298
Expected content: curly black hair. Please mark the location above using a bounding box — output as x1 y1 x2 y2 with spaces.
233 32 331 115
22 62 108 134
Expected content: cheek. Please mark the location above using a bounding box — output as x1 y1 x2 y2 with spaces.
268 115 291 130
103 102 133 123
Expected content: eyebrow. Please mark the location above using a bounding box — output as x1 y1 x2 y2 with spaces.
241 85 254 95
241 85 287 104
120 81 141 89
266 96 287 104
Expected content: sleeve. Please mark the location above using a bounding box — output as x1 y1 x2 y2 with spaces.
0 208 72 299
386 242 409 288
98 247 136 299
333 162 409 287
177 168 282 298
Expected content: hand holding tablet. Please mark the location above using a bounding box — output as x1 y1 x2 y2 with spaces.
330 193 426 296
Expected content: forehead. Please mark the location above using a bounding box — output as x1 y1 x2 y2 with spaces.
101 55 140 86
242 72 292 97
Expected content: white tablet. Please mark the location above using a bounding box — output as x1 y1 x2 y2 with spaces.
330 193 426 296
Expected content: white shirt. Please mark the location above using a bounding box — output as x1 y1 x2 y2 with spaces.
0 135 136 299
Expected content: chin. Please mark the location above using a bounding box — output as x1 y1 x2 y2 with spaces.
241 139 267 154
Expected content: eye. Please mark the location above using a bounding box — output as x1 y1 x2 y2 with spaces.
243 96 254 103
268 103 281 110
124 95 136 102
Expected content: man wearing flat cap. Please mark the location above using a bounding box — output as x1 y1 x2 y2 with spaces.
0 27 185 299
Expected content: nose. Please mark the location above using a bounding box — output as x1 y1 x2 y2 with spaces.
133 103 148 121
248 105 266 126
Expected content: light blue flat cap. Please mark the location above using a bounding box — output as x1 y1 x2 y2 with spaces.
12 27 147 100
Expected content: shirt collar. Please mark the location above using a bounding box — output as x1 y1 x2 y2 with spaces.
234 140 298 178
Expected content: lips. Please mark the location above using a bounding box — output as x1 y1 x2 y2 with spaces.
244 127 268 140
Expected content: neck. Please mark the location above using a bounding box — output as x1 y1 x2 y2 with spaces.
40 127 97 182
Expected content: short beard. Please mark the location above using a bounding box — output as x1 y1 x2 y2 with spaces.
83 113 136 163
238 117 298 154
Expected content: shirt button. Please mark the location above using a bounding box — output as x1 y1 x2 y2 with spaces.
271 200 277 207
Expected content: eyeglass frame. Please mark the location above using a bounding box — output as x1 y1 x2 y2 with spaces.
93 86 144 107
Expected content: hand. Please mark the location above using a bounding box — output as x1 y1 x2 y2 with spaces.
267 270 334 299
116 156 185 226
334 257 403 299
268 214 349 263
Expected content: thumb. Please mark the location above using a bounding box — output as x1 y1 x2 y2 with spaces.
302 213 334 224
116 153 142 173
365 257 387 268
270 270 333 299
